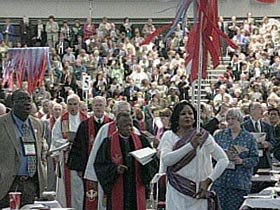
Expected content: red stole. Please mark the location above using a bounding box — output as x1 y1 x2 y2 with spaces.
49 116 56 130
107 121 117 136
61 111 87 139
38 111 50 119
110 132 146 210
60 111 87 207
37 111 44 119
85 115 111 210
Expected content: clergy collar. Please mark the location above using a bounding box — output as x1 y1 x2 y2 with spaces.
119 134 130 140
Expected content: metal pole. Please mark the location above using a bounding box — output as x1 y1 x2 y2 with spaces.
89 0 92 19
196 14 203 133
191 82 195 106
195 2 204 195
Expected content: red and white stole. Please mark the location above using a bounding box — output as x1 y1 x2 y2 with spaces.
110 131 146 210
85 115 111 210
60 110 87 208
37 111 44 119
87 115 111 154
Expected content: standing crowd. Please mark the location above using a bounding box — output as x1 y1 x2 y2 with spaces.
0 12 280 210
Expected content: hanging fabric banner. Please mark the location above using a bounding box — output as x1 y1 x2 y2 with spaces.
2 47 50 93
256 0 276 3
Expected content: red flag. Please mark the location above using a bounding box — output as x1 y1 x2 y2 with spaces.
186 0 238 82
186 0 220 82
140 23 172 46
256 0 276 3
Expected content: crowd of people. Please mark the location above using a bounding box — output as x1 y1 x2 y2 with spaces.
1 11 280 210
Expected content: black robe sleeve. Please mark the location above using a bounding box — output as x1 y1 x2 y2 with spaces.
94 137 119 195
67 120 89 172
139 136 159 186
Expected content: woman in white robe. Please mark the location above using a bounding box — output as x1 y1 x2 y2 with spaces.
159 101 229 210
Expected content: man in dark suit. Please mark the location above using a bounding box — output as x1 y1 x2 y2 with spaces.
123 78 140 103
20 16 32 47
242 102 276 171
268 107 280 161
74 35 87 57
55 35 70 60
0 90 48 208
2 18 15 47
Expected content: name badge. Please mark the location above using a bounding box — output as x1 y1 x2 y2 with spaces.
23 143 36 156
258 149 263 157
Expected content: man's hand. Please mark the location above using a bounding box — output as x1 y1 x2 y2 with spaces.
262 141 269 149
117 164 128 174
153 138 160 149
78 171 83 178
194 178 213 199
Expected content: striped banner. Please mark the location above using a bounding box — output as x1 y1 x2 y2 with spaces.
256 0 276 3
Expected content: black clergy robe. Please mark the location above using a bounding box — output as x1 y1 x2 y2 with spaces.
94 134 158 210
67 117 108 172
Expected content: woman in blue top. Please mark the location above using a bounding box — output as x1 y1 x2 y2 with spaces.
212 108 259 210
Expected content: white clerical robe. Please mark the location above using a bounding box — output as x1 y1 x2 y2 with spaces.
50 113 84 210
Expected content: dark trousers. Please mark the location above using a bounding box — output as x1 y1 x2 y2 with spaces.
0 175 38 208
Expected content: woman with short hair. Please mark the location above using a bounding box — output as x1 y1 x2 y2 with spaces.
212 108 259 210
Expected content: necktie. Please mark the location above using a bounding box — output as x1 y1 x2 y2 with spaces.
255 121 260 133
96 119 102 130
22 123 37 177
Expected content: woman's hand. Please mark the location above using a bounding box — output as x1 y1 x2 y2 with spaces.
232 155 243 165
190 133 204 149
194 178 213 199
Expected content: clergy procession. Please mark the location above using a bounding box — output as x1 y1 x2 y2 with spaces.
2 0 280 209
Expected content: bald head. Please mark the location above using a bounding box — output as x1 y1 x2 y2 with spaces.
113 101 131 116
52 103 63 119
0 103 6 115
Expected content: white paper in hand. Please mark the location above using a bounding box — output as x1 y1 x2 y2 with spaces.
251 132 266 143
130 147 156 165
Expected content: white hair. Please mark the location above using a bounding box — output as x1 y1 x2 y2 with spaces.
66 94 80 104
92 96 106 106
113 101 131 113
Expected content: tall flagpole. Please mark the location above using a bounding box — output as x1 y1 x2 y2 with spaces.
195 0 204 195
196 5 203 133
191 82 195 106
89 0 93 19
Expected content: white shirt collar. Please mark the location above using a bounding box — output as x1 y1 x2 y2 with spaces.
94 115 104 123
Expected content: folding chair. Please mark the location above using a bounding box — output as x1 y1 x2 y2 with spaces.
149 173 166 210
